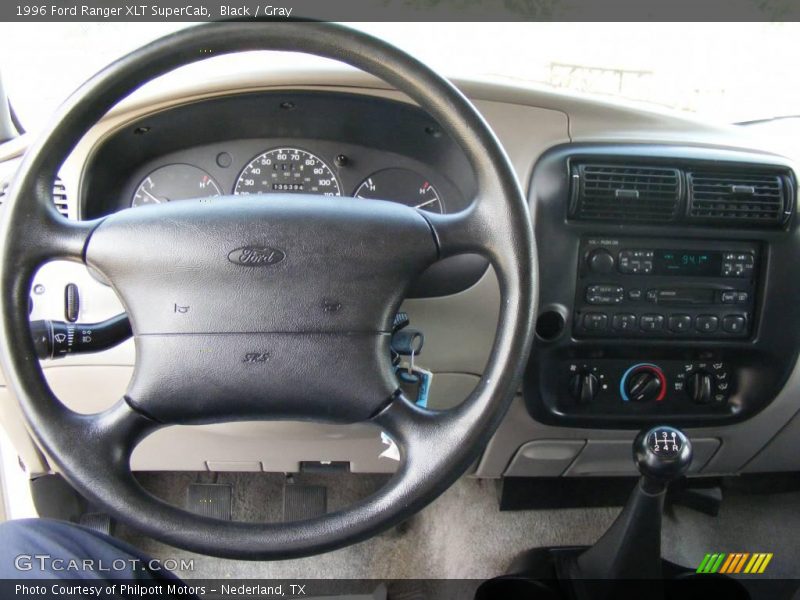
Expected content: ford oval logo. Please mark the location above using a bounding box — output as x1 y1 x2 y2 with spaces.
227 246 286 267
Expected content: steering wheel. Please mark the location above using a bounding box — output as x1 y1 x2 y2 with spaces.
0 22 535 559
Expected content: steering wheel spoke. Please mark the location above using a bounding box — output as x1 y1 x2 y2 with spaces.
423 204 488 259
71 399 160 474
5 202 99 268
38 214 101 263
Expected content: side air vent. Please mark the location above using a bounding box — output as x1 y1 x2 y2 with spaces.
570 164 681 223
52 177 69 217
0 178 70 218
687 170 790 226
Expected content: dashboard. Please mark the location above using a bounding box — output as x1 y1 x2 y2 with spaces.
2 68 800 482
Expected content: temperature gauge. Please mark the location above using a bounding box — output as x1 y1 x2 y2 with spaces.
354 168 443 213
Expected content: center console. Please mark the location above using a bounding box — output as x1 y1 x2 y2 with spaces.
526 144 800 429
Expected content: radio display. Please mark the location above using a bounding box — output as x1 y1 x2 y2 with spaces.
654 250 722 276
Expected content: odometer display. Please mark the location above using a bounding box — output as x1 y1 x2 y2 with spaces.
234 148 341 196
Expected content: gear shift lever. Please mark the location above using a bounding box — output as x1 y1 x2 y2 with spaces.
565 426 693 583
635 426 693 493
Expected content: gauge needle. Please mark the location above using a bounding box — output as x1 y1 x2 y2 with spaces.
415 198 439 209
141 188 162 204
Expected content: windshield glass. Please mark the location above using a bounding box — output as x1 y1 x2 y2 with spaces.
1 22 799 132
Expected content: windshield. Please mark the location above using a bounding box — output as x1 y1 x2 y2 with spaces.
1 22 799 132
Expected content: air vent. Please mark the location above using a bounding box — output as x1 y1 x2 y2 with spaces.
0 178 69 217
687 170 790 226
52 177 69 217
571 164 681 223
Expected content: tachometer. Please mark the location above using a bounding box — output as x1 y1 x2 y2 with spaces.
354 168 443 213
234 148 341 196
131 164 221 207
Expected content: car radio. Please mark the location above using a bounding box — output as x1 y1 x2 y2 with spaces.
574 237 759 339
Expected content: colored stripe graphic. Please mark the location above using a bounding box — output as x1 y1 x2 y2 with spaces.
758 553 773 573
720 553 736 573
710 553 726 573
734 553 750 573
700 552 772 574
696 554 713 573
750 554 765 573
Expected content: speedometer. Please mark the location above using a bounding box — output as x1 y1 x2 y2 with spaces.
234 148 341 196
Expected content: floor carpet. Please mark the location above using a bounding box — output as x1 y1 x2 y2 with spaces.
117 472 800 586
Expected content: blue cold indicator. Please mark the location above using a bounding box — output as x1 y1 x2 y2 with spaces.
620 363 665 402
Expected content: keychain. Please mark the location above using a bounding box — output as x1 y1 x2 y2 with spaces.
394 347 434 408
390 324 433 407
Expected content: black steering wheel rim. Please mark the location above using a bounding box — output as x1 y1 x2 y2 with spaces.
0 22 536 559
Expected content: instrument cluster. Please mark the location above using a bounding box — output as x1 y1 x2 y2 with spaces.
130 144 447 214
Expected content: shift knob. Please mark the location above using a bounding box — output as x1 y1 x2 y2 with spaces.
634 425 692 486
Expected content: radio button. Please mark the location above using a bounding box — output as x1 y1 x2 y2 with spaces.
586 285 624 305
639 314 665 331
722 315 747 334
720 290 749 304
668 314 692 332
627 288 643 301
583 312 608 331
696 315 719 333
722 252 755 278
612 313 637 332
619 249 654 274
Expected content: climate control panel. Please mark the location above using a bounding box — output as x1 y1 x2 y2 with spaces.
561 358 733 417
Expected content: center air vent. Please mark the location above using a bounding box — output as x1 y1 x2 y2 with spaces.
571 164 681 223
687 170 790 226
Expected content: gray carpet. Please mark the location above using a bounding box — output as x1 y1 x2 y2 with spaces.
662 485 800 579
118 472 800 582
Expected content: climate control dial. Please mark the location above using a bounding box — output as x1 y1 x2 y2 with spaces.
621 363 667 403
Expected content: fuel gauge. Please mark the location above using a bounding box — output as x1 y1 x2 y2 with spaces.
132 164 221 207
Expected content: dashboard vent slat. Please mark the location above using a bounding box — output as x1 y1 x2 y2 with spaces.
571 164 681 223
52 177 69 218
687 170 789 226
0 178 70 218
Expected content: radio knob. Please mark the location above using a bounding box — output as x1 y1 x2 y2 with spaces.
687 371 714 404
587 248 615 274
